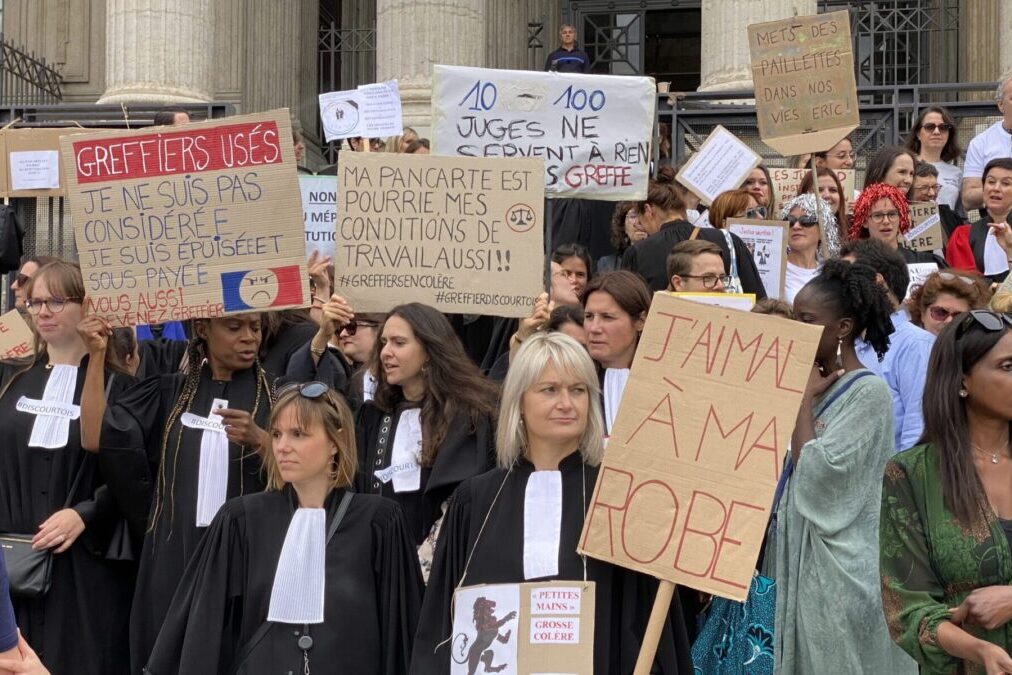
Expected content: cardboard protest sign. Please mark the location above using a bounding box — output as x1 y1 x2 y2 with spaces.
451 581 595 675
905 262 938 301
0 309 34 360
672 292 756 312
748 11 859 155
578 294 820 600
300 174 338 260
335 152 543 317
727 218 788 299
770 167 856 216
0 127 93 197
319 80 403 142
675 126 761 205
903 202 945 252
62 109 310 327
431 65 655 200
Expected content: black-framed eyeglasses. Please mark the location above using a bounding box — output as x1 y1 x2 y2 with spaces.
679 274 732 289
277 381 330 399
25 297 82 314
786 214 819 227
956 310 1012 339
341 320 380 336
921 123 952 134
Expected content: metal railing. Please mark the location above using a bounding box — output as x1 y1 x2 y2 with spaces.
0 33 61 106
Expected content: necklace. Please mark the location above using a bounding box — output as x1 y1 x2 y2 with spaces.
972 442 1010 465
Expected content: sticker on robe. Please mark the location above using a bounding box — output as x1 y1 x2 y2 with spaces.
220 265 305 312
21 365 79 449
376 408 422 492
186 398 230 527
524 470 562 580
451 581 594 675
267 507 326 624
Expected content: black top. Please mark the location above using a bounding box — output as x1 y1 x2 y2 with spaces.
411 452 693 674
621 220 768 298
898 245 946 267
545 46 591 73
145 487 423 675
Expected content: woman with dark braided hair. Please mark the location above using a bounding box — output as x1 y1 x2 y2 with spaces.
772 259 916 674
82 310 336 673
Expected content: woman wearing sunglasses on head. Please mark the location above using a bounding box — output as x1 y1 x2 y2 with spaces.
145 382 422 675
881 310 1012 674
0 261 135 675
781 193 838 303
849 183 944 266
354 303 498 581
82 305 342 673
412 332 693 674
907 272 992 336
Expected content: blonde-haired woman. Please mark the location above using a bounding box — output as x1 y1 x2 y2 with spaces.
412 332 693 675
146 382 422 675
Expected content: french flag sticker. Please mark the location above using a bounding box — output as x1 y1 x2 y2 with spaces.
220 265 305 312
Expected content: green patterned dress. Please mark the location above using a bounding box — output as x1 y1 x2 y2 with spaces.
881 443 1012 674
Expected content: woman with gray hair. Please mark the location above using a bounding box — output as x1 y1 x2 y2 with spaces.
411 332 693 675
780 193 838 303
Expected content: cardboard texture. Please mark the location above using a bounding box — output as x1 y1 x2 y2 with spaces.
450 581 595 675
431 65 656 200
0 309 34 360
62 109 310 328
300 174 338 260
578 294 820 600
770 167 855 215
672 292 757 312
334 152 544 317
0 127 94 197
748 11 859 155
903 202 945 252
675 126 761 205
727 218 788 300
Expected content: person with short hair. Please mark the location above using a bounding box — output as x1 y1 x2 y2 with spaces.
544 24 591 73
151 109 189 126
404 139 429 154
412 332 692 674
962 75 1012 211
597 202 648 272
905 106 963 210
907 271 991 336
946 158 1012 281
666 240 728 293
909 161 942 204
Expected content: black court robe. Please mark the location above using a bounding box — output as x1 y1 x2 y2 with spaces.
355 402 496 546
411 452 693 675
144 487 423 675
99 344 326 673
0 358 134 675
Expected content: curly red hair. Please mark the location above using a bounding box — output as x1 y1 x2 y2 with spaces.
848 183 911 241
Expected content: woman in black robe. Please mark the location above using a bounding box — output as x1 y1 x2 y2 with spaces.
0 261 135 675
412 332 692 674
354 302 498 578
84 311 342 673
145 381 422 674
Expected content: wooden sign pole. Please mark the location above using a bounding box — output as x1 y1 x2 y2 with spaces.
633 580 676 675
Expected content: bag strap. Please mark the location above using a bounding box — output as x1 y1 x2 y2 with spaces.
689 226 701 241
230 490 354 673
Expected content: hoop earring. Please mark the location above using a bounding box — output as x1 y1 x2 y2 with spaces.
327 454 339 480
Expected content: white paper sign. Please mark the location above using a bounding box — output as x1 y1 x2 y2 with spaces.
451 584 520 674
676 126 762 205
905 262 938 301
10 150 59 190
319 80 403 141
431 65 656 200
530 617 581 645
300 175 338 260
530 586 582 615
728 219 788 300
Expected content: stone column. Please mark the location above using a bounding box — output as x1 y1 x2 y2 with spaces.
996 1 1012 81
99 0 214 103
376 0 485 133
698 0 817 92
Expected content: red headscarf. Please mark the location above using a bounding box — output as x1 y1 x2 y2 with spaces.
848 182 911 241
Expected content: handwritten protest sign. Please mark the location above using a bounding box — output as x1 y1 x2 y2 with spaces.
675 126 761 205
62 109 310 327
0 309 34 360
905 262 939 301
728 218 788 299
319 80 403 142
431 65 655 200
335 152 543 316
300 174 338 260
451 582 594 675
578 294 820 600
673 292 757 312
902 202 944 252
748 11 859 155
770 167 856 215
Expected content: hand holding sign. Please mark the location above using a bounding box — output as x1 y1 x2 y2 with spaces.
76 312 113 356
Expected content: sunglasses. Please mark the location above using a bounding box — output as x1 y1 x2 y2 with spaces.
956 310 1012 339
341 320 380 336
786 214 819 227
938 272 977 287
921 123 951 133
277 381 330 399
927 305 961 323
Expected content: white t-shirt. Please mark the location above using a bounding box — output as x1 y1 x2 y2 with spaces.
931 161 962 210
964 121 1012 178
784 261 821 304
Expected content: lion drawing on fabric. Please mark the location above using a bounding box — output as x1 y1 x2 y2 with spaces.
451 596 517 674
